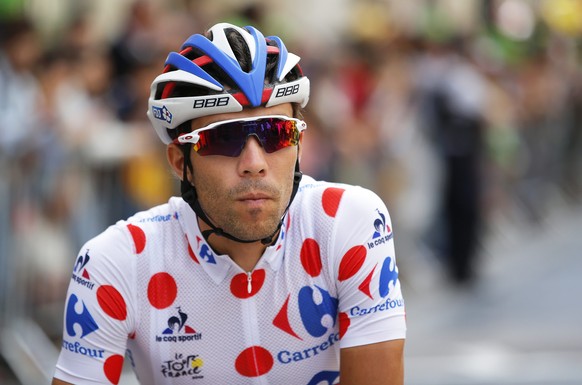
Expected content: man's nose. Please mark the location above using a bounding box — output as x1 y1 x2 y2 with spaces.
237 135 267 175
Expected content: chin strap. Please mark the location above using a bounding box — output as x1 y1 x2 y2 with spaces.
180 145 303 245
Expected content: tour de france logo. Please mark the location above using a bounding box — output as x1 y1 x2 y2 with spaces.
161 353 204 380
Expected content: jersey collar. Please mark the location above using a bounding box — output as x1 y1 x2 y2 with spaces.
177 198 287 285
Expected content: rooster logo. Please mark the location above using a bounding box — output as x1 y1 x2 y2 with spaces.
373 209 386 239
162 307 196 334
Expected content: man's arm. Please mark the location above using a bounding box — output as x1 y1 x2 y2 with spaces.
52 378 73 385
340 339 405 385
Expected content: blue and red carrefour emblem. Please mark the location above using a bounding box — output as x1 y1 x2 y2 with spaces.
66 294 98 338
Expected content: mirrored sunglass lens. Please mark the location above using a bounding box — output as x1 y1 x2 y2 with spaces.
194 122 245 156
262 119 299 153
195 118 299 156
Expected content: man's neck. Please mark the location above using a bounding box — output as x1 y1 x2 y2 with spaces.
197 218 271 272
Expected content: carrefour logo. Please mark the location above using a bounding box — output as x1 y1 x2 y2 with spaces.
198 243 217 264
63 294 103 359
273 254 402 364
277 333 339 365
273 285 339 364
379 255 398 297
274 285 338 340
349 297 404 316
66 294 98 338
152 105 173 124
298 286 338 338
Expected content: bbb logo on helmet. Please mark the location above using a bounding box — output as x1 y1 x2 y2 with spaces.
152 105 173 124
193 96 229 109
275 84 300 98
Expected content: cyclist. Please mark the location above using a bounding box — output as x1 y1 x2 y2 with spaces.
52 22 406 385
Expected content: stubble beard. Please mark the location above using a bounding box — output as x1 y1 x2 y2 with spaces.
197 179 292 242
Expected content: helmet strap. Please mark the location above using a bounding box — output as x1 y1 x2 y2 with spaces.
180 145 303 246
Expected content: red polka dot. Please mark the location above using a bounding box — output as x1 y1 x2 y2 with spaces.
230 269 266 299
338 245 367 281
300 238 322 277
339 312 350 339
322 187 345 217
358 264 377 299
103 354 124 384
235 346 274 377
147 272 177 309
97 285 127 321
127 224 146 254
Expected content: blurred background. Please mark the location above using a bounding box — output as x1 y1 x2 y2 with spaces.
1 0 581 384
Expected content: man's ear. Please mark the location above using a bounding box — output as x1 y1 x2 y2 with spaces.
166 144 186 181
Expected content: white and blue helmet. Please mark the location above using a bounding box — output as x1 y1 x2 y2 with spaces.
147 22 310 144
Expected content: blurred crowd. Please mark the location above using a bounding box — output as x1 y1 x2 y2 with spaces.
1 0 581 363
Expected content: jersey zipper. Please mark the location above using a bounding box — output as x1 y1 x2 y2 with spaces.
241 268 268 384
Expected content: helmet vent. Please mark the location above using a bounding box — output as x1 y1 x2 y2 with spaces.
157 81 222 99
223 28 252 73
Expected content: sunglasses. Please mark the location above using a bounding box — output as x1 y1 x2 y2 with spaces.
174 115 307 157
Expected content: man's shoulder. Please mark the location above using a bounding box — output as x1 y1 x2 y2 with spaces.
297 175 384 213
89 197 185 247
80 198 186 264
123 196 184 227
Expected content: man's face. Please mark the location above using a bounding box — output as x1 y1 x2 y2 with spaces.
188 103 299 241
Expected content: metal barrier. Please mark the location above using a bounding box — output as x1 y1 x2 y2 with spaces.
0 158 59 385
